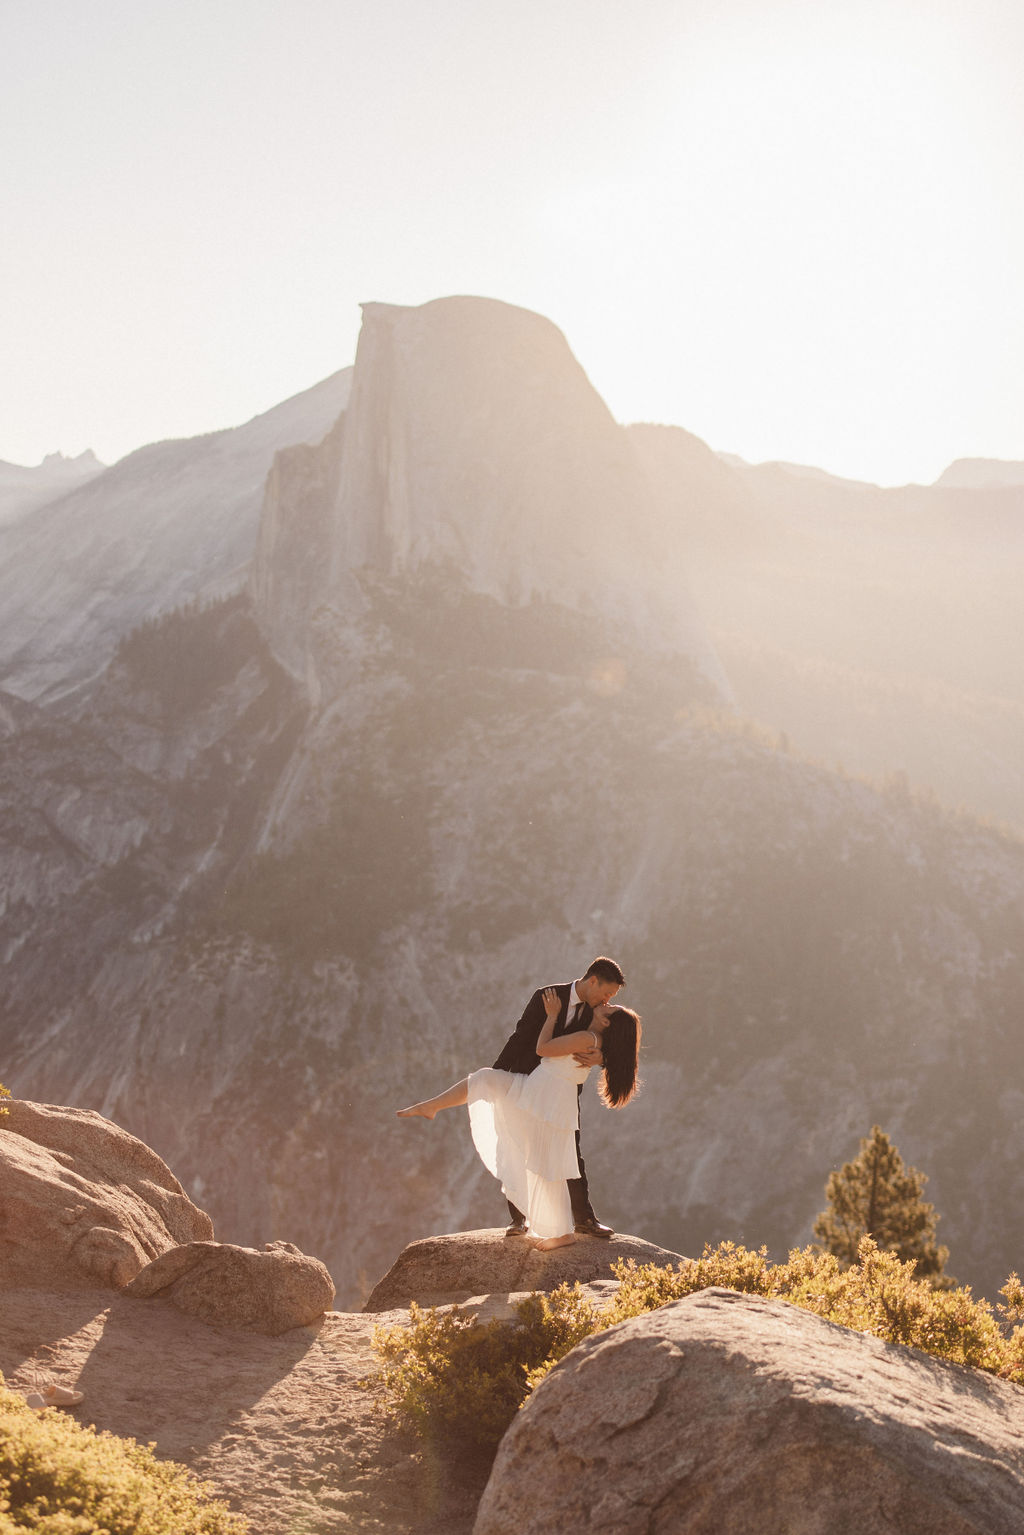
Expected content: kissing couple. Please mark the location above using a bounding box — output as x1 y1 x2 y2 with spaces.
397 957 642 1250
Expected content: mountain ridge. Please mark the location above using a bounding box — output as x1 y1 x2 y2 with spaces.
0 369 352 703
1 295 1022 1315
0 447 106 527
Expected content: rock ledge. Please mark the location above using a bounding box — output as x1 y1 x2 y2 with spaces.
364 1227 685 1312
476 1286 1024 1535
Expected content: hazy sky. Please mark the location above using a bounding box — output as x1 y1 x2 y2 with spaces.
3 0 1022 484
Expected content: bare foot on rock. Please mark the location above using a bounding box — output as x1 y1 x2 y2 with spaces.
535 1234 576 1251
23 1384 84 1410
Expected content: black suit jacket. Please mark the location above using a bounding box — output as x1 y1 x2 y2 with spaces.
492 982 593 1076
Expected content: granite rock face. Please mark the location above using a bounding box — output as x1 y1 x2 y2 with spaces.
124 1238 336 1334
364 1228 686 1312
0 1100 214 1288
250 296 730 701
476 1287 1024 1535
0 369 350 702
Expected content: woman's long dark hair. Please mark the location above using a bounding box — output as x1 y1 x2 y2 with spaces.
599 1006 642 1107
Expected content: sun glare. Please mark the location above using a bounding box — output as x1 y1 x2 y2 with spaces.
536 2 1014 484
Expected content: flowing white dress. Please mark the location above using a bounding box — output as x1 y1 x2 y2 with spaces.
467 1056 591 1239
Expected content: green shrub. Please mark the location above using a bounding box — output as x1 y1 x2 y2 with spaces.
369 1238 1024 1469
600 1239 1017 1374
0 1084 9 1118
0 1377 247 1534
369 1288 600 1461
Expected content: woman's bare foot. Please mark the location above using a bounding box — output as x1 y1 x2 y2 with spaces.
396 1103 437 1119
535 1233 576 1251
22 1384 84 1410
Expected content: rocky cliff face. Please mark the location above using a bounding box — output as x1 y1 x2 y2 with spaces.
0 371 350 702
1 298 1023 1313
251 298 730 703
3 603 1023 1306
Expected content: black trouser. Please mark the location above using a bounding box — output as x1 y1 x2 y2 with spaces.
506 1126 596 1227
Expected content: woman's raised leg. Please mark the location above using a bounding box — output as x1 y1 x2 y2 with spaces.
396 1079 469 1120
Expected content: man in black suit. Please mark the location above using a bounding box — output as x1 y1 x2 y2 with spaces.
492 955 625 1239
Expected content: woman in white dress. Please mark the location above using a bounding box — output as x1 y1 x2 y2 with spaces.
397 989 642 1250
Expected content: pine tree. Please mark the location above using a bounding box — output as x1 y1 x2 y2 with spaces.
814 1125 950 1282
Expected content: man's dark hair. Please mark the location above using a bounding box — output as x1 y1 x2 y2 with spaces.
584 956 625 986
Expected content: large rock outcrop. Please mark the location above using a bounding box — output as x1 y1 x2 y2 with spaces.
250 296 730 700
124 1238 335 1335
476 1287 1024 1534
0 1100 213 1288
364 1228 686 1312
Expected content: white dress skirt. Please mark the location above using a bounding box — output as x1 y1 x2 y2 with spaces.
467 1055 591 1239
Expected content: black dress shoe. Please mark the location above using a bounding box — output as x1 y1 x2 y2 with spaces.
505 1216 530 1236
574 1217 614 1239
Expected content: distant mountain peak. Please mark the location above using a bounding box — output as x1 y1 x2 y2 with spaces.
716 451 877 490
935 458 1024 490
0 446 108 531
251 295 731 701
40 448 103 470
